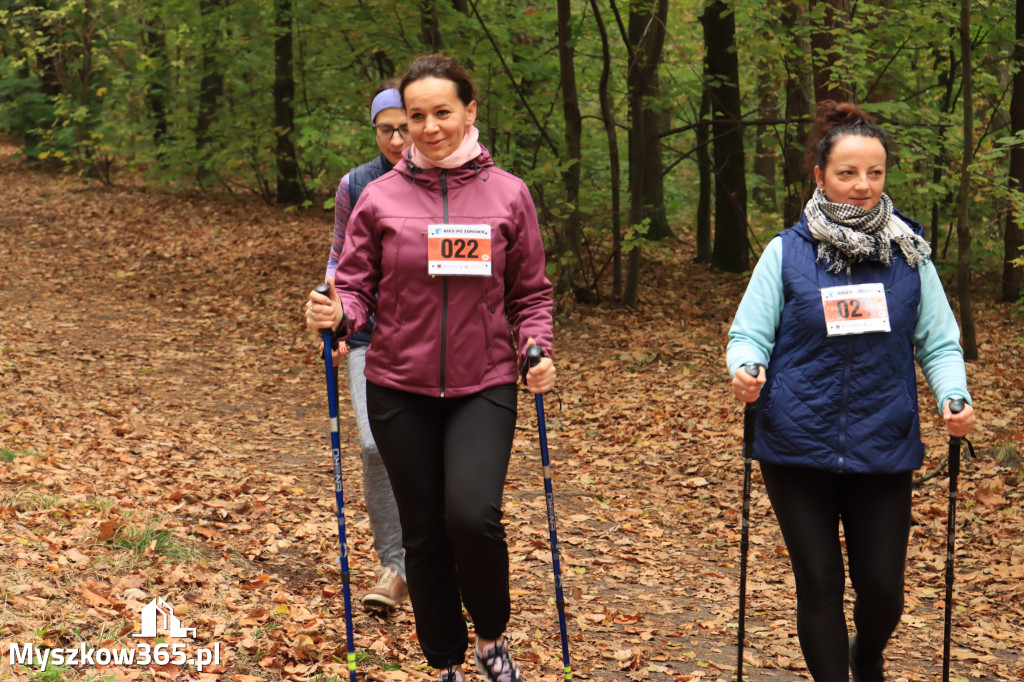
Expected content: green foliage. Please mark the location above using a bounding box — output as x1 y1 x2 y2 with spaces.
27 663 70 681
622 218 653 255
107 516 197 561
0 67 54 157
0 0 1019 289
0 447 36 462
735 0 1019 273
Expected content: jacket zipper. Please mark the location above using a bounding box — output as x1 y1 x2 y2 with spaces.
439 170 449 398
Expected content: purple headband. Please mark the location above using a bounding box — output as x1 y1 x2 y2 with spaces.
370 88 403 123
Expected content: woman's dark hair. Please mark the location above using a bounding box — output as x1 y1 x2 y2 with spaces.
399 54 475 106
371 78 401 103
804 100 890 173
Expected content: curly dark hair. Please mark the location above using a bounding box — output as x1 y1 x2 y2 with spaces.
804 100 890 174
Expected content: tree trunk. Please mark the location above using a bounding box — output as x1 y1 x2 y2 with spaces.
624 64 645 306
753 65 779 212
627 0 670 242
930 42 958 253
703 0 749 273
80 0 110 180
420 0 442 50
141 17 168 149
273 0 302 204
624 247 643 305
623 18 645 308
1002 0 1024 302
695 80 713 263
780 0 811 227
195 0 225 186
556 0 587 300
956 0 978 359
77 0 94 137
810 0 853 103
590 0 624 298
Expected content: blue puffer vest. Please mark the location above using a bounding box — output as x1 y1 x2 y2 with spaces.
754 210 926 474
344 155 393 348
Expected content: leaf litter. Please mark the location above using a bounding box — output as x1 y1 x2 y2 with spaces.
0 144 1021 680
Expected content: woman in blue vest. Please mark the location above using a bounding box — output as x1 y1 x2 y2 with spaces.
308 80 411 610
727 100 976 681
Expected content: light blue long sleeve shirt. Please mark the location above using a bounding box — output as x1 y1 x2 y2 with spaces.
726 237 971 413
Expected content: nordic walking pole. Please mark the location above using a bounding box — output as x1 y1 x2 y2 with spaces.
526 344 572 681
737 362 761 682
942 397 966 682
314 282 359 682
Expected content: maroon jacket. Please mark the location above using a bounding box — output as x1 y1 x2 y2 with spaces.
334 146 553 398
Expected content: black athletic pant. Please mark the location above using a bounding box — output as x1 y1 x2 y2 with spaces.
758 461 914 682
366 381 517 669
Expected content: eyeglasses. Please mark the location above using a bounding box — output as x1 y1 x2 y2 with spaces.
374 123 410 140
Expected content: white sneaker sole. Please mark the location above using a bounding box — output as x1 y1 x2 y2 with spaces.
361 593 401 609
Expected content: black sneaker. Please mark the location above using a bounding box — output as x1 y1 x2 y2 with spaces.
850 637 885 682
475 640 523 682
439 668 464 682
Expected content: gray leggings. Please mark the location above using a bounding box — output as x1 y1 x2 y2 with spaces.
346 346 405 577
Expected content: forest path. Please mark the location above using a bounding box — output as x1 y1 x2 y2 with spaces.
1 147 1022 681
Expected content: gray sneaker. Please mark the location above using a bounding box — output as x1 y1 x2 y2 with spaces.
361 566 408 609
475 640 523 682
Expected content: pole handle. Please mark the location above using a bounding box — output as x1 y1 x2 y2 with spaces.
313 283 339 351
949 397 965 414
527 343 544 367
741 363 761 446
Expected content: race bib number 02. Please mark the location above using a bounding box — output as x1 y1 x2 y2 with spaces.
427 224 492 276
820 283 891 336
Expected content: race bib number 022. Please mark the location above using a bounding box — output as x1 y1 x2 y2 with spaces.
427 224 492 276
820 282 891 336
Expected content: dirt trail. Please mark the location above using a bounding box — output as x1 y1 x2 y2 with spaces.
1 147 1021 681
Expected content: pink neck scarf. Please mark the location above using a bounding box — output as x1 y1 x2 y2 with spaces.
410 126 481 170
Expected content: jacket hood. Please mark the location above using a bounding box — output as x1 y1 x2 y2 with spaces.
396 144 496 189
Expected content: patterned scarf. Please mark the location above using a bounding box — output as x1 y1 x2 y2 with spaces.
804 188 931 274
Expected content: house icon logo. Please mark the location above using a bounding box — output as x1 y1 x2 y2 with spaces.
133 597 196 639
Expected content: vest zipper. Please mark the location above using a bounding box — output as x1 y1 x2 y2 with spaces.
837 265 854 471
439 170 449 398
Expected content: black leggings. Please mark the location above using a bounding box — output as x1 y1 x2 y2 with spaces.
365 381 517 669
759 461 913 682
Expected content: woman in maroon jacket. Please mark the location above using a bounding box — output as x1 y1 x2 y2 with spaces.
307 54 554 682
